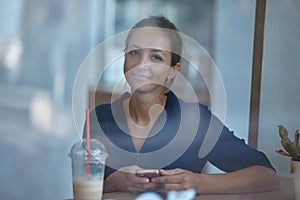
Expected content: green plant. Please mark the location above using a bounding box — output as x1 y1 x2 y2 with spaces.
276 125 300 173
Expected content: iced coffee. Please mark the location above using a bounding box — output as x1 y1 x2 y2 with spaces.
73 178 103 200
69 139 107 200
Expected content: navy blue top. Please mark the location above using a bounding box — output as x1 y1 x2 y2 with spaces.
88 92 275 179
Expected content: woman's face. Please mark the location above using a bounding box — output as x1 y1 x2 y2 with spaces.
124 28 177 94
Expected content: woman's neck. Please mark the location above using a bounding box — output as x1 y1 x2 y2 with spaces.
123 91 167 152
127 92 167 126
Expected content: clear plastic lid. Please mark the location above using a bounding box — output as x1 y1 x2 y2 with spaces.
69 139 107 160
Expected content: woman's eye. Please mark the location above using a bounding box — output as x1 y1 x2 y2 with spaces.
128 50 139 55
152 55 163 61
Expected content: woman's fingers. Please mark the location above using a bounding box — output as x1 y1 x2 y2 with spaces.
153 168 185 184
159 168 184 176
152 169 199 192
152 174 181 184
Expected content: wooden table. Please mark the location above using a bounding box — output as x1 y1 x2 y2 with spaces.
102 176 294 200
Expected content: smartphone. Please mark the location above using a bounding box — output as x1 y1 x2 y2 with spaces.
135 169 161 179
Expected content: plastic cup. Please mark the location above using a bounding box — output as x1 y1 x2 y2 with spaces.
69 139 107 200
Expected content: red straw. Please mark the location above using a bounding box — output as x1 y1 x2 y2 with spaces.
86 108 91 178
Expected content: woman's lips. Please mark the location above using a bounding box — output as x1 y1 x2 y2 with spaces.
130 72 151 81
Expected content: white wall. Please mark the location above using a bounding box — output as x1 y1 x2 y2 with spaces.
214 0 255 140
258 0 300 177
205 0 256 173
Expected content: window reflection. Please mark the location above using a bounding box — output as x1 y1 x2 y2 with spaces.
0 0 214 199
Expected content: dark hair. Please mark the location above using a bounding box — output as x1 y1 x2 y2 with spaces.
125 15 182 66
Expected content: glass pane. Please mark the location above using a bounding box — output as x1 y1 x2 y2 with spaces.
0 0 258 198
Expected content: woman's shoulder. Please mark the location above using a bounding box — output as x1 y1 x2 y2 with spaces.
167 92 213 124
170 92 211 114
94 103 112 113
93 92 129 119
95 93 129 110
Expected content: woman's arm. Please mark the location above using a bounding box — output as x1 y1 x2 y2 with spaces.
152 166 279 194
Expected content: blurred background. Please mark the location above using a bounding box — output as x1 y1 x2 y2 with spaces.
0 0 299 199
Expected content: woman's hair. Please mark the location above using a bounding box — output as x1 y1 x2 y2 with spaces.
125 15 182 66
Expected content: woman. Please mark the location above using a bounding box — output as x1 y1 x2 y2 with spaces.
88 16 279 194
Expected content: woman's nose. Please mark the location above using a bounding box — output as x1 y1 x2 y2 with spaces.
138 54 151 68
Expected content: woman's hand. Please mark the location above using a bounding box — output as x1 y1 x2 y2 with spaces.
152 166 279 194
152 168 201 193
104 165 162 193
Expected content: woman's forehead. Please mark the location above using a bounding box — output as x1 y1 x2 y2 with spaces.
127 28 171 52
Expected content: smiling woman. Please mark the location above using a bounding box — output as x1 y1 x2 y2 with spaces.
124 28 178 94
85 15 279 195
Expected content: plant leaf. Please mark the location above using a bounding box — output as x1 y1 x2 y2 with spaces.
276 149 291 157
278 125 291 143
281 140 297 157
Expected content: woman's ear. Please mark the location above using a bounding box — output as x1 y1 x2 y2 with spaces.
167 63 181 80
